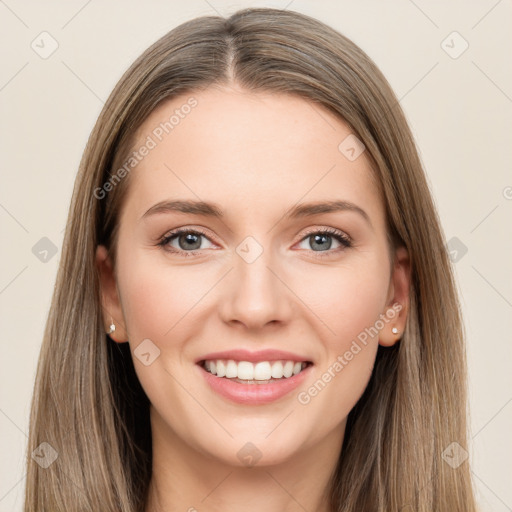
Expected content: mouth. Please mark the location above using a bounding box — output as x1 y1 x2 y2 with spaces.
196 357 314 404
198 359 314 384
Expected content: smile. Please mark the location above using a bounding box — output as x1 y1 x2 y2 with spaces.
201 359 311 382
197 359 314 404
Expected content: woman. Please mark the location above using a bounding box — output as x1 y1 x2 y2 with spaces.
24 7 478 511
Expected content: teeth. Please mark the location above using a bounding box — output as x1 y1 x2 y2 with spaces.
225 360 238 378
203 359 309 380
238 361 255 380
283 360 294 378
216 360 226 377
271 361 283 378
254 362 271 380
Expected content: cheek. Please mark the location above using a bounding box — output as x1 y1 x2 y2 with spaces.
290 256 388 417
116 249 212 345
115 252 213 410
295 273 385 437
289 255 390 349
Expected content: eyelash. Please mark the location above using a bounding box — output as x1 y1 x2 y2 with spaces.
157 226 352 258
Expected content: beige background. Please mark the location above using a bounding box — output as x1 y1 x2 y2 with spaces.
1 1 511 510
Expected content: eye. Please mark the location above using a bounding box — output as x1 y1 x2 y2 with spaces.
157 228 215 255
296 228 352 256
157 226 352 258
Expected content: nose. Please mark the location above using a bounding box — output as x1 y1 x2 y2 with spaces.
218 244 293 330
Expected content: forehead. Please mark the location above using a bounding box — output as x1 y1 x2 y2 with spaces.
120 86 384 227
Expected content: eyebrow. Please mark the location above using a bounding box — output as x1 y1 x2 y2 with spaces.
141 199 372 228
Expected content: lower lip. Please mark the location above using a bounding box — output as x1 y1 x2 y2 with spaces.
197 363 313 405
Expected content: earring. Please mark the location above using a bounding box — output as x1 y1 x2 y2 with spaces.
391 327 399 335
107 317 116 334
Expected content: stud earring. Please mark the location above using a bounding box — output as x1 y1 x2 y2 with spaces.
107 317 116 334
391 327 399 335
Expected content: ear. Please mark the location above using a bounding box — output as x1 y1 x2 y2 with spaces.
95 245 129 342
379 245 411 347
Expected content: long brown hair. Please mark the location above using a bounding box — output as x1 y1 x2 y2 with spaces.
24 7 478 511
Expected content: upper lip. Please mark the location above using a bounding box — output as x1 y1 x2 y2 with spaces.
195 348 313 364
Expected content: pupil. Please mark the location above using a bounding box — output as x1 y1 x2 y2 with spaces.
311 234 331 251
180 233 201 250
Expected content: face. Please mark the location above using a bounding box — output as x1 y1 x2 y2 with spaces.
97 85 410 468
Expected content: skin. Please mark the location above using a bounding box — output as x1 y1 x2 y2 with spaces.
96 85 410 512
